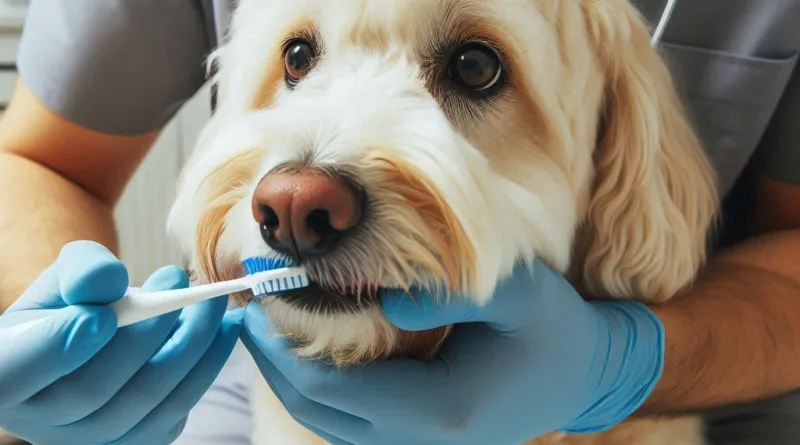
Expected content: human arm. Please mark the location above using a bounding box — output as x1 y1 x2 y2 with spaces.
0 79 158 310
642 175 800 415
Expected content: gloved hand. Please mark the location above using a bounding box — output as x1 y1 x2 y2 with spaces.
241 258 664 445
0 240 242 445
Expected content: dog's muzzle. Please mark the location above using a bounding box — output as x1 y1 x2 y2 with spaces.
251 167 367 264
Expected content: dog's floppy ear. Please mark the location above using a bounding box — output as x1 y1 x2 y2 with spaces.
576 0 718 302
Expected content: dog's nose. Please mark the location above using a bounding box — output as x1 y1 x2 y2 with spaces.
251 169 365 261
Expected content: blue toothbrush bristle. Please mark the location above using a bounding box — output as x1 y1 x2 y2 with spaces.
242 256 309 297
242 256 292 274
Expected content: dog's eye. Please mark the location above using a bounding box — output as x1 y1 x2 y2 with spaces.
447 43 502 91
284 40 316 86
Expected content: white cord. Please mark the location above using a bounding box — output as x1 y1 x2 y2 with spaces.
650 0 678 47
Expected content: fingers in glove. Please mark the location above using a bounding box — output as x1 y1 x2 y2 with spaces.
241 330 370 443
55 241 130 306
0 305 116 409
242 302 432 421
6 241 128 314
18 266 187 425
380 259 559 332
106 311 241 445
378 286 479 331
60 295 232 435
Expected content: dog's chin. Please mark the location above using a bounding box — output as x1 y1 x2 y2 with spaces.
254 278 451 367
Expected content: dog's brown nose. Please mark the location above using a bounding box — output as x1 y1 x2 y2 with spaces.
252 169 365 261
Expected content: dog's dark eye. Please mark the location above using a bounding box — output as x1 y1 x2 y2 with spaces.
284 40 316 86
447 43 502 91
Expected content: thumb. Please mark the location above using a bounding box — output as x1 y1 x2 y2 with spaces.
5 241 129 314
241 300 275 340
55 240 130 306
378 287 485 331
379 260 548 332
240 300 280 372
220 307 245 338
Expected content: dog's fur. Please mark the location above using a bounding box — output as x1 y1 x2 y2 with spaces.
167 0 719 443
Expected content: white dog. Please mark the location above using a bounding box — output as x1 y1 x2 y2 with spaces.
167 0 719 443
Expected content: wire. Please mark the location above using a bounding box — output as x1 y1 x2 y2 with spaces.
650 0 678 47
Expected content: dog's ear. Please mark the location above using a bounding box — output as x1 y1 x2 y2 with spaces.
575 0 718 302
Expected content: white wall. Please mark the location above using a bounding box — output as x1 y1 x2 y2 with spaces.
114 86 212 285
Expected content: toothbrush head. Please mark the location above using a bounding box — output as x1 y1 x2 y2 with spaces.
242 256 311 298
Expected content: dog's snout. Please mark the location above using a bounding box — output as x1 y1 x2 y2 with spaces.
252 169 365 261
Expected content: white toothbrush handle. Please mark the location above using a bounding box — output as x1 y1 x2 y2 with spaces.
110 278 251 327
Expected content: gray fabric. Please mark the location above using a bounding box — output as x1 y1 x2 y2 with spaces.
634 0 800 194
661 43 799 195
704 391 800 445
750 62 800 186
17 0 217 136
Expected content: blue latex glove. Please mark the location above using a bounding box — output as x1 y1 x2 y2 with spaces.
0 240 243 445
241 258 664 445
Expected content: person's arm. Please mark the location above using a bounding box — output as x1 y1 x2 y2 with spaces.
0 80 160 310
643 179 800 414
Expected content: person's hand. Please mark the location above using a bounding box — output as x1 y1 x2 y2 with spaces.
241 258 664 445
0 240 242 445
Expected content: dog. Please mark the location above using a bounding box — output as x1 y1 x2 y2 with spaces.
167 0 720 443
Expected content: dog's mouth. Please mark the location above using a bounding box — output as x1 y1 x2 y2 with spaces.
269 277 383 314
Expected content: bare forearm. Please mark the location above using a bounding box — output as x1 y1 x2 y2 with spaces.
642 229 800 414
0 152 119 311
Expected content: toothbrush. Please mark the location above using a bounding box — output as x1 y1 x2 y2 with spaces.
109 256 310 328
